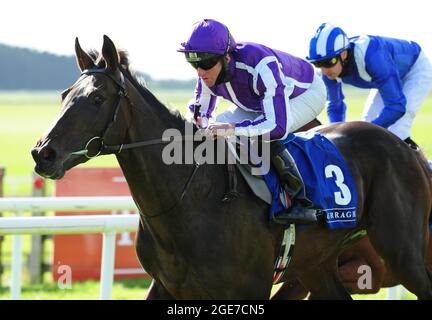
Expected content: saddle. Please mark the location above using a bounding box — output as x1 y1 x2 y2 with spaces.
222 131 359 230
222 139 272 205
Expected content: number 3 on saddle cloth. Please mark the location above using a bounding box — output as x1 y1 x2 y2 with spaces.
264 131 358 230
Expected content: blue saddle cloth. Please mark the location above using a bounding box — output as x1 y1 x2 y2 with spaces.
263 131 358 229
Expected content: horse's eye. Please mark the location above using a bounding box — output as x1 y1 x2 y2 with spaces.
92 94 105 106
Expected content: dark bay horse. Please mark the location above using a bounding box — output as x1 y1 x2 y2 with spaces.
31 36 432 299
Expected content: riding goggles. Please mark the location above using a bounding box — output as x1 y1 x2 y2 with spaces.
185 52 222 70
311 56 340 68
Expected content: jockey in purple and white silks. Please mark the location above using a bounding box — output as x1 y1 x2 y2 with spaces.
307 22 432 150
178 19 326 224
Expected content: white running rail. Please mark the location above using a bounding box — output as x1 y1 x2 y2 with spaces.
0 196 140 300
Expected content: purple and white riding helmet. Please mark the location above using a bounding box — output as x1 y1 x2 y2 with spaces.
178 19 237 64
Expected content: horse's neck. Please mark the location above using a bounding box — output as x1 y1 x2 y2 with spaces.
115 79 193 218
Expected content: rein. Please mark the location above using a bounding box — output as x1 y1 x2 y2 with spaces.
71 135 196 158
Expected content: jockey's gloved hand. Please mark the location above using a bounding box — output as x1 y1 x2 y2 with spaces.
196 116 209 129
207 123 235 137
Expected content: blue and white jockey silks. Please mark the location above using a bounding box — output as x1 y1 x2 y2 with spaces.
187 42 326 140
313 28 432 140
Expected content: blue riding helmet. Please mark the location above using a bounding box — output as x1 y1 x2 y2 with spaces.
178 19 237 64
307 23 350 62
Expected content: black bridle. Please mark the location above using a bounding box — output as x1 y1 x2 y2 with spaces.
70 68 185 158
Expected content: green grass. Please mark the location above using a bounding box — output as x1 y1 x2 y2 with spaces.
0 276 152 300
352 289 416 300
0 89 431 300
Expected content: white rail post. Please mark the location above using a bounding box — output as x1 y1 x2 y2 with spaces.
10 210 23 300
99 232 117 300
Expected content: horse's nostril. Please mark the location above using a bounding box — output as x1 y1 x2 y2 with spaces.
41 147 56 162
32 146 58 166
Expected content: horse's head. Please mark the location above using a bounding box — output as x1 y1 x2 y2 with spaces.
31 35 131 179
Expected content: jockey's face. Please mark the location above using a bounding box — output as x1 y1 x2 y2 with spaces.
320 61 343 80
318 50 348 80
197 59 223 87
195 55 230 88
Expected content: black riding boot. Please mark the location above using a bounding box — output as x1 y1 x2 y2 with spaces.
271 142 317 224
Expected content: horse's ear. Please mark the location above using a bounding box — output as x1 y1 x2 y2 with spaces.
102 35 120 71
75 37 95 72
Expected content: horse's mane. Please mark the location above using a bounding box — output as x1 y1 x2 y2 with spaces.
87 49 189 130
